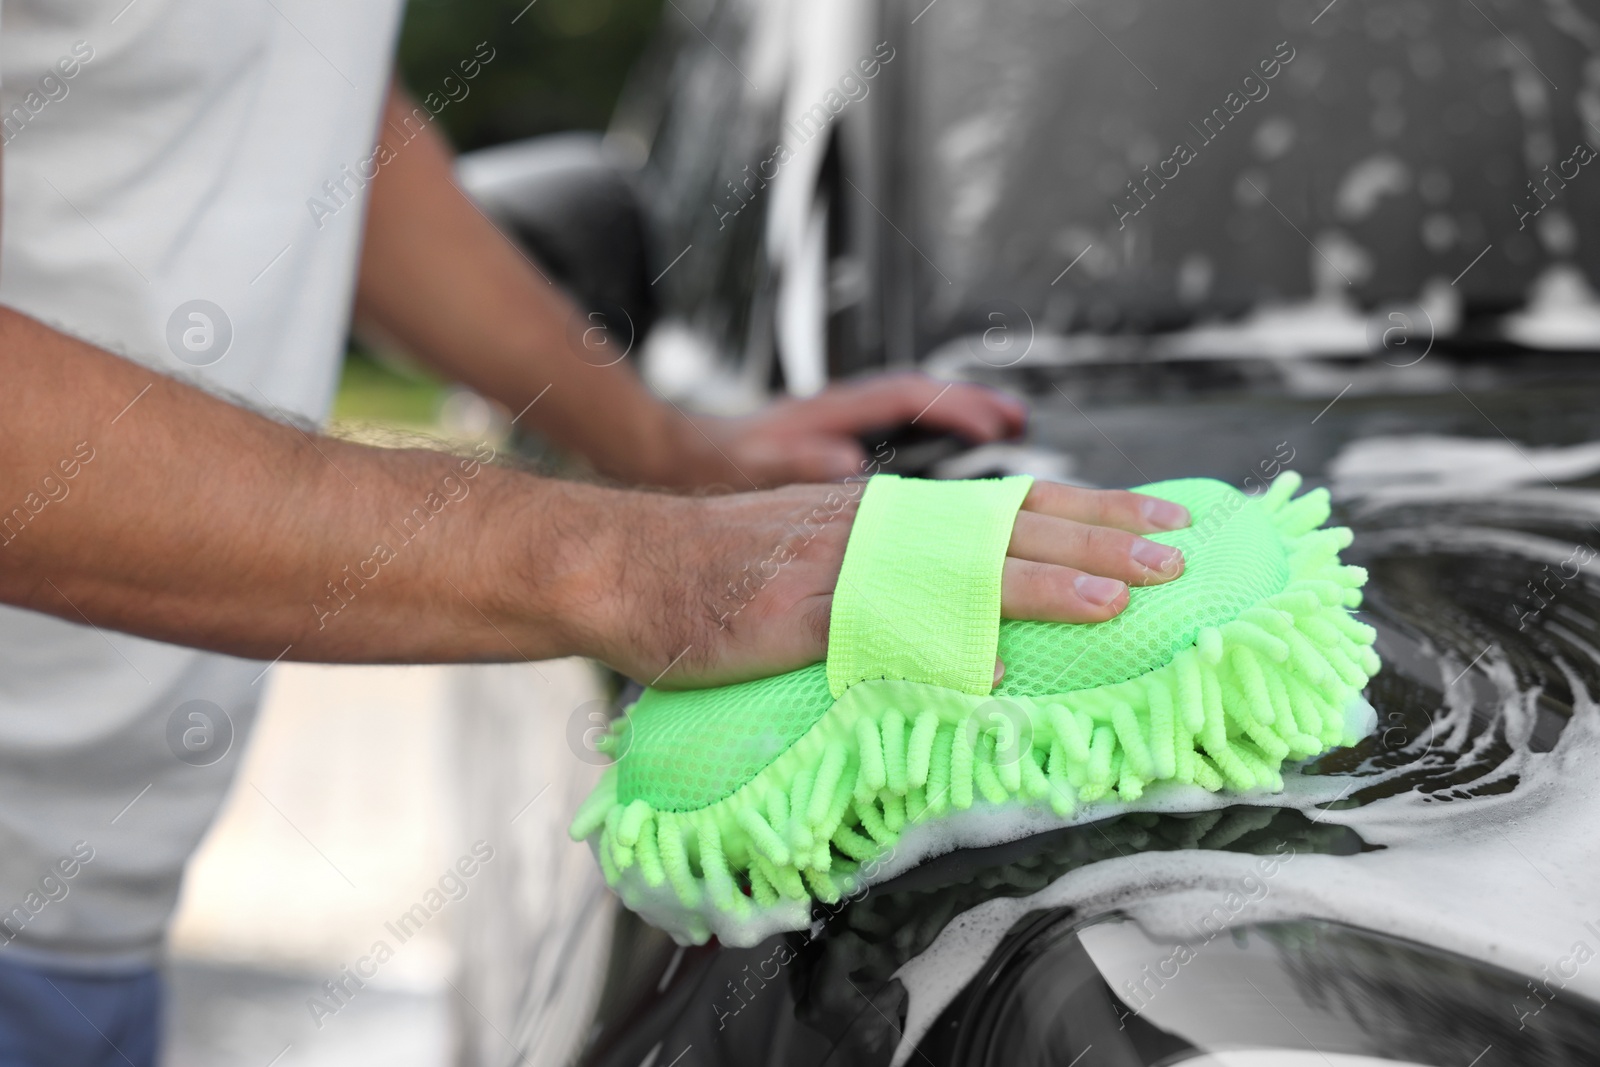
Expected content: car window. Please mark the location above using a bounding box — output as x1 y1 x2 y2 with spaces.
620 0 783 380
902 0 1600 352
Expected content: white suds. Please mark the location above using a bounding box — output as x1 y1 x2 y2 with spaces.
889 643 1600 1063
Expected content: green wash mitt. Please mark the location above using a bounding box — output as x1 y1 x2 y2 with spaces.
570 472 1379 945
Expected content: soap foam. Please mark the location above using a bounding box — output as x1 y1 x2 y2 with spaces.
612 695 1376 951
889 603 1600 1064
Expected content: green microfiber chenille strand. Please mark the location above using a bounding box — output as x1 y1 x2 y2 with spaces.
568 473 1383 946
612 478 1286 812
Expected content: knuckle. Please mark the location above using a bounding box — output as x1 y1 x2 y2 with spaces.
1086 523 1136 556
1098 489 1142 523
1022 488 1053 517
1114 488 1148 514
806 598 833 652
1054 518 1094 552
1045 482 1083 511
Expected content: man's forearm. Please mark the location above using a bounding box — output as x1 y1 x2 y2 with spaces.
0 306 1191 687
353 85 1037 493
0 306 621 664
354 86 692 486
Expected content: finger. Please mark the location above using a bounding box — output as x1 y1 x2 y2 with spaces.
1021 480 1190 534
805 373 1026 440
900 382 1029 442
790 440 869 483
740 437 867 486
1009 511 1185 586
1001 558 1129 623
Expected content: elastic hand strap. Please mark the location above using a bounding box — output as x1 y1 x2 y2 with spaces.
826 474 1034 698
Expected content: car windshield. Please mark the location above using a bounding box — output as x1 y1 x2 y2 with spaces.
903 0 1600 355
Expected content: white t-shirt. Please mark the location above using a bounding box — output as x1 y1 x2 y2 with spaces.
0 0 403 968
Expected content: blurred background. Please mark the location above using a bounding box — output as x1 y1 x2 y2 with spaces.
163 3 660 1065
160 0 1600 1062
337 0 663 437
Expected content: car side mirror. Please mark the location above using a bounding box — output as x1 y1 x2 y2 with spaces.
457 132 656 355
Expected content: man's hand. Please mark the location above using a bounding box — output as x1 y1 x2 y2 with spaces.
355 86 1024 494
0 305 1185 686
588 479 1189 688
658 372 1027 489
0 80 1186 687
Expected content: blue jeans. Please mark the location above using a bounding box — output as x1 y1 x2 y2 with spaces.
0 957 160 1067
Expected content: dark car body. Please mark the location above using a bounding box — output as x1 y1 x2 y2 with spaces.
458 1 1600 1063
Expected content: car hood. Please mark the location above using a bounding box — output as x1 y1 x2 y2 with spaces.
577 348 1600 1067
863 347 1600 1053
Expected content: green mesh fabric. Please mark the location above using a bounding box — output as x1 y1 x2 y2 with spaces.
618 664 834 810
997 478 1286 695
618 478 1284 811
577 472 1380 947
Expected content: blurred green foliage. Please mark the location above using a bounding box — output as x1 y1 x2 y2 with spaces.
396 0 664 152
333 346 447 428
340 0 663 427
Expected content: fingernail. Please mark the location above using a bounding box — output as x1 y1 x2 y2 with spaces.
1142 497 1190 531
1131 539 1183 574
1075 574 1126 606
